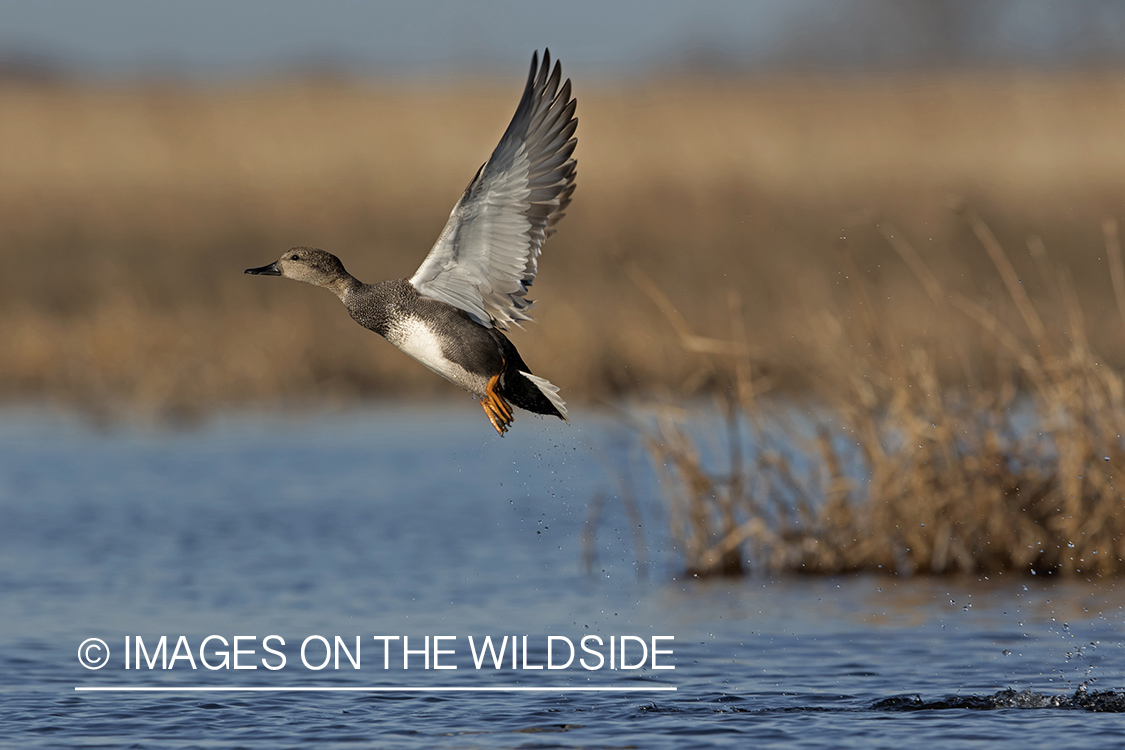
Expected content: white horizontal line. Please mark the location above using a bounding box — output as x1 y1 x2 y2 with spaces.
75 685 676 693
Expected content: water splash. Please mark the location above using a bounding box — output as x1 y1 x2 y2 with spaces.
873 684 1125 713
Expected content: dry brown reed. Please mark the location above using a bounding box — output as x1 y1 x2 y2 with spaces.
4 72 1125 417
631 211 1125 578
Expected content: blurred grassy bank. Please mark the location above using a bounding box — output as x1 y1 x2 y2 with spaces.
3 70 1125 417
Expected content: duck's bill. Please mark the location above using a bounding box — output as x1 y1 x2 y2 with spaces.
245 261 282 276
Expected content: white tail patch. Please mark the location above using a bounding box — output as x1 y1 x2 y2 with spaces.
520 371 569 422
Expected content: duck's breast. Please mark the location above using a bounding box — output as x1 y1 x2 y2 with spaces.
385 315 488 395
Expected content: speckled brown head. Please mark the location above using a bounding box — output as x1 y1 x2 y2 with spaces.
245 247 357 298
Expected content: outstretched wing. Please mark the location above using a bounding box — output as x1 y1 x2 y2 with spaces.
409 50 577 329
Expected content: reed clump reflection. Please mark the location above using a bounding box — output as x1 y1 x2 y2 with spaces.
633 212 1125 578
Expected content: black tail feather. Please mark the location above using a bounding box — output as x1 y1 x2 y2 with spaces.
493 334 566 420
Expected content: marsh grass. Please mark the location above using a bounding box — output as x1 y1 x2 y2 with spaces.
4 73 1125 417
5 72 1125 574
632 212 1125 578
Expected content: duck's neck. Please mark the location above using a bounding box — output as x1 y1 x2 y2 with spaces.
326 273 362 301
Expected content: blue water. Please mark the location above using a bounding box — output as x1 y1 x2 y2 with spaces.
3 405 1125 748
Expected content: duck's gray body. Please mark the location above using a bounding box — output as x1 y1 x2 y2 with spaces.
246 50 575 434
352 279 491 391
345 278 497 391
347 277 542 408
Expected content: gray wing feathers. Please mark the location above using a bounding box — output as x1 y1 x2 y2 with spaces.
410 50 577 329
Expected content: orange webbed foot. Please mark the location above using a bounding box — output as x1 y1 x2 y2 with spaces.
481 372 513 436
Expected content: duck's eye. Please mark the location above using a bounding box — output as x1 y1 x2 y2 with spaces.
288 254 300 261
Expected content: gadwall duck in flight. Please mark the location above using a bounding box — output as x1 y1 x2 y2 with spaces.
246 50 576 435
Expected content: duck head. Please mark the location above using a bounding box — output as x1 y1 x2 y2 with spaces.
245 247 356 297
